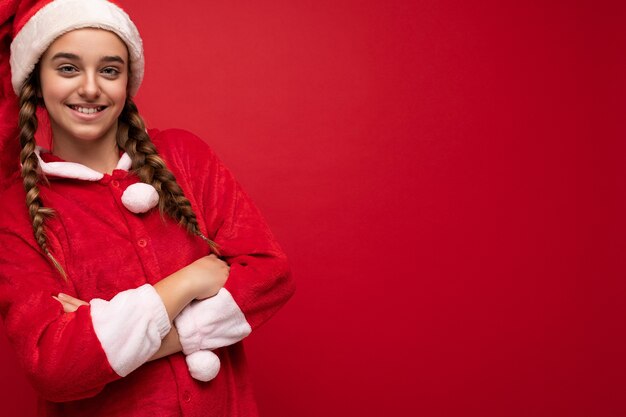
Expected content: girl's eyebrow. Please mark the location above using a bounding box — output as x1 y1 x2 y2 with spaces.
101 55 126 65
50 53 126 65
51 52 79 60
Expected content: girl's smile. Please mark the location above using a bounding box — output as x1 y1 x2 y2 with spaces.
68 104 107 115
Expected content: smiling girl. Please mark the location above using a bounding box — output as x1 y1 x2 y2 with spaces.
0 1 294 416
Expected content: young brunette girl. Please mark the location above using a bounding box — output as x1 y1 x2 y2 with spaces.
0 0 294 416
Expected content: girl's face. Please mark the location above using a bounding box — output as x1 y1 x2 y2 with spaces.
38 28 129 151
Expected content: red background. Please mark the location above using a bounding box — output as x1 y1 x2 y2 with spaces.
1 1 625 416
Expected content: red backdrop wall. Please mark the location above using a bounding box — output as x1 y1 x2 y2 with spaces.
1 1 625 416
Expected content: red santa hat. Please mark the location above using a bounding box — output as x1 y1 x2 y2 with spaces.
10 0 144 96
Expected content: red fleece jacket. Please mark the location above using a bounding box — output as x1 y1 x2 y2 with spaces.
0 128 295 416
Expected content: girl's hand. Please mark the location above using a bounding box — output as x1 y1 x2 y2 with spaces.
185 254 230 300
53 293 89 313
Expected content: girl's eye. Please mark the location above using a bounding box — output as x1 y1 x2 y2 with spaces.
101 67 121 77
57 65 77 74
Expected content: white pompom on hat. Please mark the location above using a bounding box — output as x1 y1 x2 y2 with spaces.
10 0 144 96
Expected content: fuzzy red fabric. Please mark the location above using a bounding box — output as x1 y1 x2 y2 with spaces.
0 128 295 416
0 0 21 189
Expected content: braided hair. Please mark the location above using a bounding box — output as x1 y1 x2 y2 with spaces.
18 74 67 278
116 98 219 253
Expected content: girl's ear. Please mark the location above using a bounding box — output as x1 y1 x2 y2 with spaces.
32 64 43 101
36 87 45 106
126 68 133 96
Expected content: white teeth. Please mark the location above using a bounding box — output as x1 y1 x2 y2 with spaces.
72 106 103 114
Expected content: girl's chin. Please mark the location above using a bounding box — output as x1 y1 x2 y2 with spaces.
52 126 119 145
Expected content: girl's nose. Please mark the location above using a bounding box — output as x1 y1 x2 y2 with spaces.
77 74 101 99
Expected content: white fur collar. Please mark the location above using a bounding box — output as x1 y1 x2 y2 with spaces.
34 147 132 181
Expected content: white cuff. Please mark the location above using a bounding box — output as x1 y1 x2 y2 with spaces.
90 284 171 377
174 288 251 355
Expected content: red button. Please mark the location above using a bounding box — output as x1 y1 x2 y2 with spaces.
182 390 191 403
111 180 120 188
137 239 147 248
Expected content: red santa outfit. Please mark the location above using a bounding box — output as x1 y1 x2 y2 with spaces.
0 1 294 416
0 128 294 416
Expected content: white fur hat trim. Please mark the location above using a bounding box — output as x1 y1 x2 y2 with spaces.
121 182 159 214
185 350 221 382
10 0 144 95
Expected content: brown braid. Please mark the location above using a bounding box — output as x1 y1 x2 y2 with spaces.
18 77 67 279
117 98 220 255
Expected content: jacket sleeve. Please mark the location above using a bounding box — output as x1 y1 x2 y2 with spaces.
213 161 296 331
158 129 295 348
0 228 171 402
